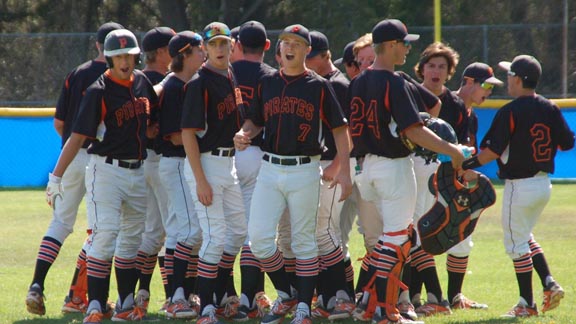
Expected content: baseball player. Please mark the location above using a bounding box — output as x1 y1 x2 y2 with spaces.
462 55 573 318
447 62 503 310
348 19 464 324
231 20 275 318
334 41 360 80
180 21 247 324
135 26 175 313
155 30 204 319
353 33 375 72
230 26 243 64
234 24 352 324
26 21 123 317
304 30 356 320
407 41 468 316
45 28 158 323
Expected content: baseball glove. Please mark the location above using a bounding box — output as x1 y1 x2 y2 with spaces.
417 162 496 255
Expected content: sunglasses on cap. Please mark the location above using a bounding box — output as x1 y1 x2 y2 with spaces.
507 70 517 77
396 39 411 47
205 27 230 40
480 82 494 90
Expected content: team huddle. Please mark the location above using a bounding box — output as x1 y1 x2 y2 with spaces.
27 17 574 324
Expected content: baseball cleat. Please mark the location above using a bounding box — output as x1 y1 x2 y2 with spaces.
414 300 452 317
542 281 564 313
134 289 150 313
25 284 46 315
290 309 313 324
261 296 298 324
328 297 355 321
62 295 87 313
451 293 488 310
83 309 104 324
501 303 538 318
165 298 197 319
112 305 146 321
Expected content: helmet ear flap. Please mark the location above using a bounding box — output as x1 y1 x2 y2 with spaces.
135 54 141 66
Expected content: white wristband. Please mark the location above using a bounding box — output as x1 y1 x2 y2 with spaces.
49 172 62 183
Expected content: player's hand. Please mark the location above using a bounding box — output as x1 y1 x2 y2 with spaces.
330 170 353 202
457 169 479 188
147 122 159 139
196 177 213 206
233 130 251 151
449 145 465 171
46 172 63 209
321 161 339 182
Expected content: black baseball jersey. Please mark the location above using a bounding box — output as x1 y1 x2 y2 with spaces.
143 70 166 152
55 60 108 148
231 60 277 147
321 69 350 160
348 69 422 158
73 70 158 160
181 65 242 153
247 69 347 156
468 109 479 152
397 71 438 114
439 90 469 144
480 94 575 179
158 74 186 157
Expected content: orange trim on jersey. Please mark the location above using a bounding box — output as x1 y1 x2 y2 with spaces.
383 81 390 111
100 98 107 123
279 69 308 84
104 70 134 88
319 87 327 125
509 111 515 134
203 88 209 126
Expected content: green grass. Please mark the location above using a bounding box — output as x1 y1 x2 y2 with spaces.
1 185 575 323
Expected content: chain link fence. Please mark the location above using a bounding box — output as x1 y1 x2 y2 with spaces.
0 23 574 107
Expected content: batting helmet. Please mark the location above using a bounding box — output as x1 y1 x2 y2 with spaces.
104 29 141 57
401 113 457 162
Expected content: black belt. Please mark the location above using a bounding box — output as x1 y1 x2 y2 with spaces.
211 148 235 157
263 154 311 166
105 156 143 169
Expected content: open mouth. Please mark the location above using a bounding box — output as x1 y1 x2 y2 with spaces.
432 77 440 83
120 67 130 73
285 54 295 61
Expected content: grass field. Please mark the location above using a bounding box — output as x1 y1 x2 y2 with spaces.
1 185 575 324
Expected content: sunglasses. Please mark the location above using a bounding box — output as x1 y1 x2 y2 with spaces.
507 70 517 77
204 27 230 40
396 39 411 47
480 82 494 90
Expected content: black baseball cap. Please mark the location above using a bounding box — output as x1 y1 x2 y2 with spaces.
279 24 311 45
203 22 231 42
239 20 267 48
97 21 124 44
142 27 176 52
306 30 329 59
462 62 503 85
372 19 420 44
498 55 542 86
168 31 203 58
334 41 355 65
231 26 240 41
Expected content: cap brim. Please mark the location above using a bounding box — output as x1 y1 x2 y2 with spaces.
334 58 343 65
498 61 512 71
105 47 141 57
484 76 504 86
206 35 231 42
404 34 420 41
279 32 310 45
306 50 323 59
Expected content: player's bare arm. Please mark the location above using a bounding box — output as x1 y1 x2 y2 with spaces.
52 133 87 177
331 125 353 201
405 124 464 170
233 119 263 151
53 118 64 137
182 128 213 206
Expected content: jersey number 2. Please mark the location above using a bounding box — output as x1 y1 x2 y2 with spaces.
530 123 552 162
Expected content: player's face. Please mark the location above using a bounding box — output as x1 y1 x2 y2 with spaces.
469 79 494 105
280 35 309 69
305 54 323 73
393 39 411 65
110 54 136 80
185 46 205 72
506 72 522 97
230 39 243 63
345 63 360 79
422 56 449 92
356 46 375 71
206 38 231 69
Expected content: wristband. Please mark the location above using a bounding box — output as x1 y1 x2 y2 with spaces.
462 156 482 170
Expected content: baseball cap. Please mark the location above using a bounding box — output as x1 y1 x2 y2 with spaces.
231 26 240 41
168 31 203 58
372 19 420 44
239 20 267 48
97 21 124 44
498 55 541 86
203 22 231 42
334 41 355 65
462 62 503 85
306 31 329 59
142 27 176 52
279 24 311 45
104 29 140 57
